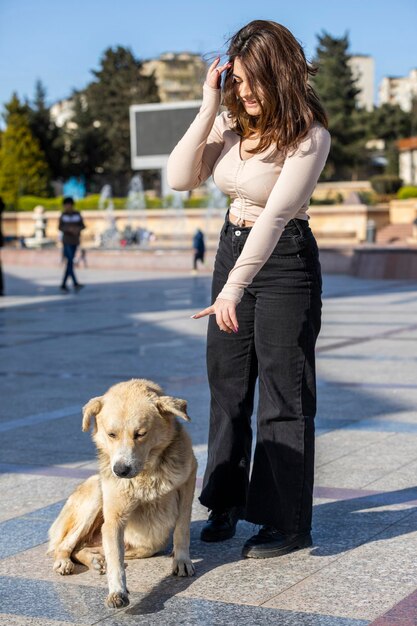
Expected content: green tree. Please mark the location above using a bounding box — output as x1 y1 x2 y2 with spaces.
367 103 410 142
312 32 364 180
27 80 64 180
0 93 50 207
365 103 412 175
83 46 159 194
60 91 109 187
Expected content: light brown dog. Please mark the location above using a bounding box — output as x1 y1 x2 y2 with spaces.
48 379 197 608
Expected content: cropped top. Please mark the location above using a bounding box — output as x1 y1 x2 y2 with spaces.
167 83 331 304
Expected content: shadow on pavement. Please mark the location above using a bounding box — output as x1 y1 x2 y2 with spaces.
311 485 417 556
1 270 416 463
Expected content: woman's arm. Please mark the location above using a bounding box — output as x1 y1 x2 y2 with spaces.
167 57 231 191
216 124 331 304
167 84 225 191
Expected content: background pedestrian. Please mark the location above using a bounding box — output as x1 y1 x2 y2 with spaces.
58 197 85 293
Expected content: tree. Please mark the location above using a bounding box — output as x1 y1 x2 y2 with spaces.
365 103 412 175
60 91 109 187
366 103 410 141
27 80 63 180
312 32 364 180
83 46 159 194
0 93 50 207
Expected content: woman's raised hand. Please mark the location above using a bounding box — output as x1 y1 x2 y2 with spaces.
205 57 232 90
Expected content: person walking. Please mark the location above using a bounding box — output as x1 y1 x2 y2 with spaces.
192 228 206 273
167 20 331 559
58 197 85 293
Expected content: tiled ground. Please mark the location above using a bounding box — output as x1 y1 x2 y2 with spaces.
1 263 417 625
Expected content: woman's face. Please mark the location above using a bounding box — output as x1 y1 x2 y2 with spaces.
232 57 262 117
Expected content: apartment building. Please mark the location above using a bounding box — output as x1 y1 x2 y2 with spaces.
379 69 417 112
141 52 207 102
348 55 375 111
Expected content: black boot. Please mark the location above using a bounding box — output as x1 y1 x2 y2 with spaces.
200 508 240 542
242 526 312 559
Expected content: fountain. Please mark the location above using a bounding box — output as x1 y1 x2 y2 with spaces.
125 174 146 224
98 184 120 248
123 174 152 246
24 205 55 248
166 190 188 246
205 177 228 239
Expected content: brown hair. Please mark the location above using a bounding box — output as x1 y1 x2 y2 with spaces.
222 20 328 156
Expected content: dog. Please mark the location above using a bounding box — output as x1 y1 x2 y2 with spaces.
48 379 197 608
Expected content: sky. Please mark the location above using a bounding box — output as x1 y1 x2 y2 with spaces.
0 0 416 110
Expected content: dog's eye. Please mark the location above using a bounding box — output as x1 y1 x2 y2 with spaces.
134 431 147 440
108 432 116 439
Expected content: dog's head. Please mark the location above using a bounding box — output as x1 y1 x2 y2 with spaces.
82 379 190 479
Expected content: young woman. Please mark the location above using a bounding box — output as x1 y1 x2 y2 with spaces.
167 20 331 559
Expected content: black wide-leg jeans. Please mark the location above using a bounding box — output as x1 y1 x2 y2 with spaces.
199 215 322 533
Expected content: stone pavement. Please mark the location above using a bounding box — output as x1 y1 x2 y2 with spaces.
1 263 417 625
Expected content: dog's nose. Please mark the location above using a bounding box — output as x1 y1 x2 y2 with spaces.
113 462 132 478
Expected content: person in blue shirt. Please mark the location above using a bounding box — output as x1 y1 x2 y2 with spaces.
192 228 206 272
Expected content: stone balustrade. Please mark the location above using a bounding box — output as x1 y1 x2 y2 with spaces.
1 204 391 247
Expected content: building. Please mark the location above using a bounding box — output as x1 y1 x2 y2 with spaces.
50 52 207 129
397 137 417 185
142 52 207 102
348 55 375 111
379 69 417 112
49 98 75 128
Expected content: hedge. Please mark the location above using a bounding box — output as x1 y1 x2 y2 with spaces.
14 195 207 211
370 175 403 195
397 186 417 200
17 196 63 211
184 196 210 208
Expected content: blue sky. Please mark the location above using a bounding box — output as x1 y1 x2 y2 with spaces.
0 0 416 109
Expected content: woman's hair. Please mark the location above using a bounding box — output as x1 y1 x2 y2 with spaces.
222 20 328 155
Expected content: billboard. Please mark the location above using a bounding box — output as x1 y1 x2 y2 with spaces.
129 101 201 194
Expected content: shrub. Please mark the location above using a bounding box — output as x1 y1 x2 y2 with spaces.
310 197 337 205
370 175 403 195
14 194 222 212
357 191 378 205
76 196 126 210
184 196 210 208
145 196 163 209
15 194 164 211
18 196 62 211
397 186 417 200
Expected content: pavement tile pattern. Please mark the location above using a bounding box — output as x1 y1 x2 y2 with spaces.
1 264 417 625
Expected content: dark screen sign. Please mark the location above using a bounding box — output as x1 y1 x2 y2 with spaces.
133 106 200 157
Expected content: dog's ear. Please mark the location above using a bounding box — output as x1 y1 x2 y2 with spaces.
156 396 190 421
82 396 103 433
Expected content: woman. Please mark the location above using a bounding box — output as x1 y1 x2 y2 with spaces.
167 20 331 559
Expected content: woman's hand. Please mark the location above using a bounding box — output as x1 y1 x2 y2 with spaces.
191 298 238 334
205 57 232 90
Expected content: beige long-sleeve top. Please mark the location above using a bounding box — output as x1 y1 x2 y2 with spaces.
167 83 331 304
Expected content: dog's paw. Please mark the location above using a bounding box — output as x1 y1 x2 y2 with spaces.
53 558 74 575
106 591 130 609
91 554 106 575
172 556 195 577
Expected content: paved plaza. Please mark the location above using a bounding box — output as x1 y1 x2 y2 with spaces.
1 262 417 625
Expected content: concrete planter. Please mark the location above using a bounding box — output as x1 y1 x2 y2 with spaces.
389 199 417 224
